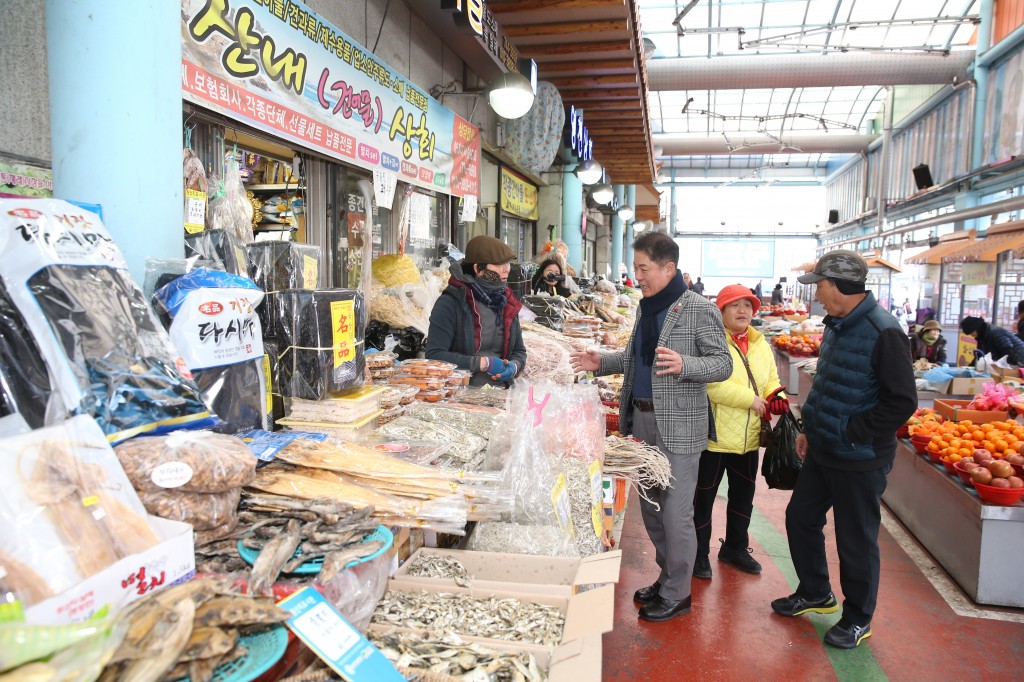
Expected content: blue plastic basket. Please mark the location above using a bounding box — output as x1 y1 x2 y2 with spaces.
237 525 393 575
173 624 287 682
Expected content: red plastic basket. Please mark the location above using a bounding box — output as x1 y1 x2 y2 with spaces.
602 401 620 434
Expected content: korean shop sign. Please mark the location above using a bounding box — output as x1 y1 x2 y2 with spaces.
442 0 520 74
181 0 480 198
499 167 538 221
569 106 594 161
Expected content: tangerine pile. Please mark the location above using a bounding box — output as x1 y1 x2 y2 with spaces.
914 419 1024 463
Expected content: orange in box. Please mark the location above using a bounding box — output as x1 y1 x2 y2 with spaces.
933 399 1009 424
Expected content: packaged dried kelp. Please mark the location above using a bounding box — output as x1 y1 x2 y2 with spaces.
245 241 320 341
262 338 284 428
276 289 366 399
0 199 214 442
0 278 60 432
185 229 249 276
154 268 270 434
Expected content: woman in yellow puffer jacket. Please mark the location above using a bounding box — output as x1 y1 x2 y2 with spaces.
692 284 789 580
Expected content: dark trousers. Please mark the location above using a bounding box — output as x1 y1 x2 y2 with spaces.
785 455 889 626
693 449 758 558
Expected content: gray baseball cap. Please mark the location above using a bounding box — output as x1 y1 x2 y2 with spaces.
797 249 868 284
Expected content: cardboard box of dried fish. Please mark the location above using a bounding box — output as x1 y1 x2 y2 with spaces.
0 416 195 625
394 547 622 597
370 579 614 662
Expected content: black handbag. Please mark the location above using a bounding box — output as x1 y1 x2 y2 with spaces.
737 351 773 447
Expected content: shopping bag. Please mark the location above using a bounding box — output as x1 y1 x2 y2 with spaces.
762 412 803 490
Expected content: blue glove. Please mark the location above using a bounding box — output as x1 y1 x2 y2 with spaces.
482 356 505 375
493 360 518 382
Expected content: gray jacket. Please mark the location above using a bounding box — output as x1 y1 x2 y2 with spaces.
598 291 732 455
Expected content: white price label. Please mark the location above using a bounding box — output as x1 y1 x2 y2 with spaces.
372 169 397 210
151 461 194 489
185 189 207 234
459 194 478 223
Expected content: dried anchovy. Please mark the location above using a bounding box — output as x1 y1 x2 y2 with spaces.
371 590 565 646
404 553 471 587
467 522 576 557
405 403 500 440
378 416 486 461
367 630 546 682
562 458 603 557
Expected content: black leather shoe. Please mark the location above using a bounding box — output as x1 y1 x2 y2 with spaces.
824 619 872 649
718 543 763 574
693 555 712 580
639 595 692 622
633 581 661 604
771 592 840 617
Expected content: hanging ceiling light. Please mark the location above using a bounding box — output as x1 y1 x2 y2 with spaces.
488 72 535 119
574 159 603 185
591 182 614 205
632 220 646 232
617 205 634 221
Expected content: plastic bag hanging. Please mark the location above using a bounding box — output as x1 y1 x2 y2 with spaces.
762 412 804 490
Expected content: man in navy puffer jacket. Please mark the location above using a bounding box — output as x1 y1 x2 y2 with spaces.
771 251 916 650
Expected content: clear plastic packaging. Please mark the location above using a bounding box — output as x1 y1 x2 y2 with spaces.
277 411 382 443
185 228 249 277
285 385 384 423
0 199 213 443
0 416 162 605
276 289 366 400
113 429 257 494
405 402 501 441
316 546 390 633
0 278 60 432
245 242 321 293
136 487 241 531
206 157 254 244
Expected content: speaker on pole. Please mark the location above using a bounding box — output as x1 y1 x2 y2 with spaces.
827 209 839 224
913 164 934 190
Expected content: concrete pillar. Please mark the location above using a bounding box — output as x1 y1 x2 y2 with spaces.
561 164 583 272
46 0 183 286
611 184 625 279
971 0 995 171
624 185 636 275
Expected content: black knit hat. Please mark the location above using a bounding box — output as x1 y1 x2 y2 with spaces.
960 316 986 336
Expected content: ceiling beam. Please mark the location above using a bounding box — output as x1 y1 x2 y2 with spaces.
519 41 630 57
562 89 640 99
504 20 627 37
656 133 879 154
546 74 637 88
537 59 636 74
490 0 627 12
560 100 639 110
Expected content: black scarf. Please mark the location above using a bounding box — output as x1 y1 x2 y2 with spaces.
638 271 687 366
468 277 508 326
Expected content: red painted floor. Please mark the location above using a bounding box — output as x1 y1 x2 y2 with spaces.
603 482 1024 682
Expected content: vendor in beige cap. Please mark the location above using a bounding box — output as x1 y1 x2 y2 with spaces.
425 235 526 387
909 319 947 364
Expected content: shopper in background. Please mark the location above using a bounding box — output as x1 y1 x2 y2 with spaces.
959 316 1024 366
426 235 527 387
682 272 694 288
691 277 705 295
771 283 784 306
754 280 763 302
773 250 915 650
622 273 635 287
570 232 732 623
909 320 947 365
1016 300 1024 340
693 285 788 580
531 258 573 298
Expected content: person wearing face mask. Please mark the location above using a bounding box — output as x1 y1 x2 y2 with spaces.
908 319 947 364
692 285 788 581
425 235 526 387
531 258 572 297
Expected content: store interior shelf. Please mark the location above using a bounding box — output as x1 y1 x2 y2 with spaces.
246 183 303 192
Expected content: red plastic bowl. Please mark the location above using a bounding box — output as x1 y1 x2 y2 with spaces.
896 424 911 439
952 461 975 486
971 479 1024 506
910 436 932 455
927 447 945 463
940 457 958 475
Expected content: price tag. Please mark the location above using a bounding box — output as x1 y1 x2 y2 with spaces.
550 473 574 537
279 587 404 682
330 299 356 366
459 194 478 223
373 169 398 210
185 189 206 234
302 255 319 289
262 354 273 417
589 459 603 538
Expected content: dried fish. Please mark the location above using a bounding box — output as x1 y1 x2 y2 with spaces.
367 631 547 681
317 541 385 584
117 598 195 682
194 595 290 628
371 591 565 646
603 435 673 509
563 458 603 557
467 522 577 557
180 627 238 662
249 519 301 597
404 553 472 588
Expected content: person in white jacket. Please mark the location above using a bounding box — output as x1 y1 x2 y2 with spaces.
692 284 790 579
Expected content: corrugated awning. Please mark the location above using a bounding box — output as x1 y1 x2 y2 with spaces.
904 231 977 264
942 223 1024 263
865 256 901 272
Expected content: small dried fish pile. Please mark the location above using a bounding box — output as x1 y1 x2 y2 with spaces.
603 435 674 508
368 631 547 682
249 462 471 534
563 458 603 557
405 402 501 441
446 387 511 409
520 321 589 353
240 494 382 593
466 522 576 557
372 591 565 646
378 416 486 462
519 329 577 385
97 576 288 682
404 553 471 587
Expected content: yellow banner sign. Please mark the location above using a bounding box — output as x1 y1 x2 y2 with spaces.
961 261 996 286
500 167 538 221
